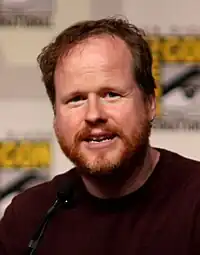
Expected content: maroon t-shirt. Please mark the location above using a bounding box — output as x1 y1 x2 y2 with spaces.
0 148 200 255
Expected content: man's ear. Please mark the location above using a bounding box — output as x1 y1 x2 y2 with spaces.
147 95 156 122
53 117 58 137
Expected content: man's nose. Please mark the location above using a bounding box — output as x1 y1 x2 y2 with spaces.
84 95 107 124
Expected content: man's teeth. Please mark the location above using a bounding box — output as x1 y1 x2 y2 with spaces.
88 136 114 143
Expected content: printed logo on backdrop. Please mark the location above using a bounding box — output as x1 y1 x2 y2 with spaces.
0 132 51 169
0 131 52 208
0 0 55 27
144 25 200 131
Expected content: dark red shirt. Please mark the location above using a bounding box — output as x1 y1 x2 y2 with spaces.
0 148 200 255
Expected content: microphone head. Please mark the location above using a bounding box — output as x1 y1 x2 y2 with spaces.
56 178 76 208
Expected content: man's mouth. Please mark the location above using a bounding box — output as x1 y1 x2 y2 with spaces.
84 133 117 143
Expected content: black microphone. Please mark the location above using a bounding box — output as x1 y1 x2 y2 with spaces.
26 181 75 255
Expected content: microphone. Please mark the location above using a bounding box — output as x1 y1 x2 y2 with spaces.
26 181 75 255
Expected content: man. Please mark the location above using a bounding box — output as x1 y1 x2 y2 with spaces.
0 17 200 255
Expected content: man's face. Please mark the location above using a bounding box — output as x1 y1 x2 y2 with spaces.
54 35 156 175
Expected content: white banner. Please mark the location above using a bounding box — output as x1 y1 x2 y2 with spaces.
0 0 55 26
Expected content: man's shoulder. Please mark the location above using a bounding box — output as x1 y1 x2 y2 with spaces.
7 168 78 219
0 168 79 253
158 148 200 191
159 148 200 171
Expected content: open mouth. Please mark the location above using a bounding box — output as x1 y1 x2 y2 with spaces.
85 134 116 143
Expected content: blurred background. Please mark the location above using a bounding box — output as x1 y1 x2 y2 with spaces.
0 0 200 217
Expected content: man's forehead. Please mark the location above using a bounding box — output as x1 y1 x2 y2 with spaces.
57 35 132 71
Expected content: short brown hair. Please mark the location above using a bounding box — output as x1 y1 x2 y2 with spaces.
37 17 156 107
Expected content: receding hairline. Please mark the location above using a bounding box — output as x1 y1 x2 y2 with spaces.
55 33 134 72
37 17 156 107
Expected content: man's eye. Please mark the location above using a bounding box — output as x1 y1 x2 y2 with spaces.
104 92 121 99
68 96 86 104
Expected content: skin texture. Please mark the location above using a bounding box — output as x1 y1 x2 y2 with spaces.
53 35 159 198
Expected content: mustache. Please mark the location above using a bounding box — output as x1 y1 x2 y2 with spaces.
75 125 122 142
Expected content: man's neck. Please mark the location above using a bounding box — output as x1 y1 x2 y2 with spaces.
81 147 160 199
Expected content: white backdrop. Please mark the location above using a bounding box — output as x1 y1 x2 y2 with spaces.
0 0 200 179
